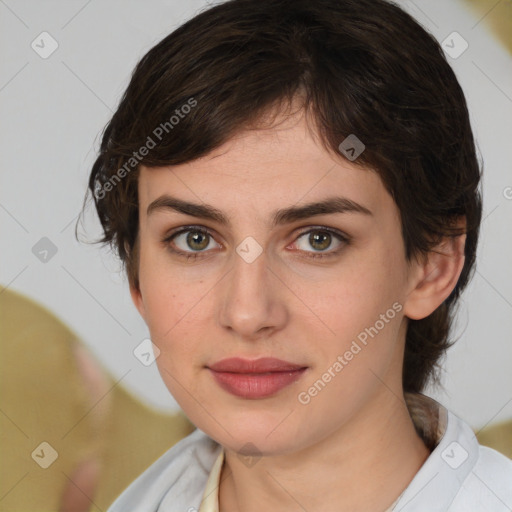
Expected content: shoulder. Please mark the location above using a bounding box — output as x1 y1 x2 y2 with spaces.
393 397 512 511
107 428 221 512
449 442 512 511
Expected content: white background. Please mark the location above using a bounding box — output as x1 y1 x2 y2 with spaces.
1 0 511 430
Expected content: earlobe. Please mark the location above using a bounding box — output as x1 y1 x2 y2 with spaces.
403 233 466 320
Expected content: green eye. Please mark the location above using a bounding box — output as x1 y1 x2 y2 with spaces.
294 228 349 258
163 226 220 260
183 231 210 251
163 225 350 261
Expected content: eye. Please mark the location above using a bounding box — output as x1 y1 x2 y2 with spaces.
162 225 350 261
292 227 349 259
163 226 221 259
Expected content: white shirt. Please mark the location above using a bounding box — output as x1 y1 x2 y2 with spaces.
107 394 512 511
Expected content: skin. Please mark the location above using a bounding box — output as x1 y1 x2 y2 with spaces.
131 107 466 512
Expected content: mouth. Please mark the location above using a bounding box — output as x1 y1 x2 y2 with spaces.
207 357 308 399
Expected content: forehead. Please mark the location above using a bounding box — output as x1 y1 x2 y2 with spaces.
137 111 393 222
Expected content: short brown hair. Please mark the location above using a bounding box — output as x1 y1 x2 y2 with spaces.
85 0 482 394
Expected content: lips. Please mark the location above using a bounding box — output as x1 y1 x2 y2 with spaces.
207 357 308 399
208 357 306 373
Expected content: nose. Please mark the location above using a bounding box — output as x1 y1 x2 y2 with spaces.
218 248 288 340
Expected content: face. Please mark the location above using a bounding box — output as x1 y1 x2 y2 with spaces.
131 110 421 456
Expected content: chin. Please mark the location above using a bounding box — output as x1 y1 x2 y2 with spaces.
204 411 307 455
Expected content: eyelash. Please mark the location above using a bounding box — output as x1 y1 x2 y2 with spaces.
161 225 350 261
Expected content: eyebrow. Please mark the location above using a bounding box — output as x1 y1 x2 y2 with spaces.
146 194 372 227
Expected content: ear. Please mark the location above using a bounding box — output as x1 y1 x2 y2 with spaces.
403 229 466 321
130 281 147 322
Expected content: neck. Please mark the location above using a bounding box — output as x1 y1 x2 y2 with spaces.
219 388 430 512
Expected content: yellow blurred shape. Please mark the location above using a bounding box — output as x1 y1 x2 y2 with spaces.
464 0 512 53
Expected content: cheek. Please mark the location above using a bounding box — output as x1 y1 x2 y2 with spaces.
141 280 206 399
138 242 188 335
311 249 405 334
295 259 405 423
299 249 407 396
137 246 214 368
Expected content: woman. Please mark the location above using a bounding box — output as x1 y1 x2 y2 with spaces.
85 0 512 510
